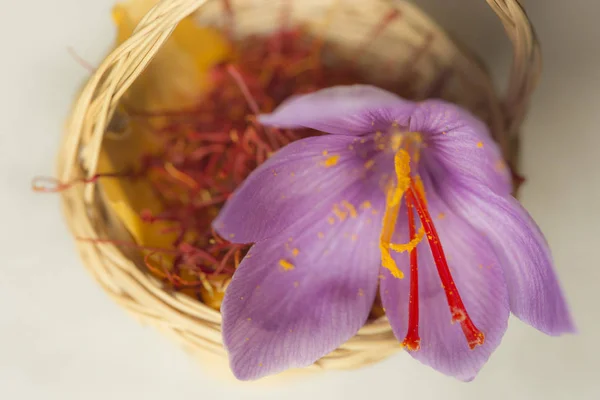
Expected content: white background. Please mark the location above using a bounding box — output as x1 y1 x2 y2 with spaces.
1 0 599 399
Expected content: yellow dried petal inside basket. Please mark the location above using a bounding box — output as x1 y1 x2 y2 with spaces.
112 0 232 110
97 0 233 279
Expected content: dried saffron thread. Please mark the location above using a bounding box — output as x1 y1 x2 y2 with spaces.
31 173 126 193
409 179 485 349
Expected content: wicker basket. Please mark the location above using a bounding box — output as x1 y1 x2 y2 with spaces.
58 0 540 380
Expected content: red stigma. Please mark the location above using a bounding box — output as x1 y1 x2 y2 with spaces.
409 179 485 350
402 190 421 351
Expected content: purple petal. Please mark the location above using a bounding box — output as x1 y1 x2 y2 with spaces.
381 196 510 381
412 100 512 195
214 134 383 244
221 200 383 380
258 85 416 135
430 176 576 335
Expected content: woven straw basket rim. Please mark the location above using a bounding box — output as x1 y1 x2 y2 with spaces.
57 0 540 378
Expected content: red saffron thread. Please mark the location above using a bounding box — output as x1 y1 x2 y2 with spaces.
409 180 485 349
402 190 421 351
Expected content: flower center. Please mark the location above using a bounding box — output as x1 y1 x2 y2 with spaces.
379 136 485 351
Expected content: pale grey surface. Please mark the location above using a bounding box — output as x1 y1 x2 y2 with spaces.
1 0 599 399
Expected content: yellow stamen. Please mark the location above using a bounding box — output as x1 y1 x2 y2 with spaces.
413 175 426 205
379 148 412 279
390 227 425 253
389 134 403 152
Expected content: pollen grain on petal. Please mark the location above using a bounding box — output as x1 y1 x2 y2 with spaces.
360 200 372 210
317 232 325 239
279 259 295 271
291 248 300 257
333 204 349 221
321 154 340 167
341 200 358 218
364 159 375 170
327 216 336 224
477 141 484 148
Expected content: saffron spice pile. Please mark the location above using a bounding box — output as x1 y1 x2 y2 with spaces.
80 26 418 309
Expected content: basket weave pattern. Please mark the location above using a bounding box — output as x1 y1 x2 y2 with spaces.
58 0 540 374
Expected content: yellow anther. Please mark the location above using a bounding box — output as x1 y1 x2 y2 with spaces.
390 149 411 206
341 200 357 218
413 175 426 204
389 227 425 253
321 155 340 167
389 134 403 152
379 148 412 279
279 259 295 271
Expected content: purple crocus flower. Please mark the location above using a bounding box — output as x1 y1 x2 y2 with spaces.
213 85 575 381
